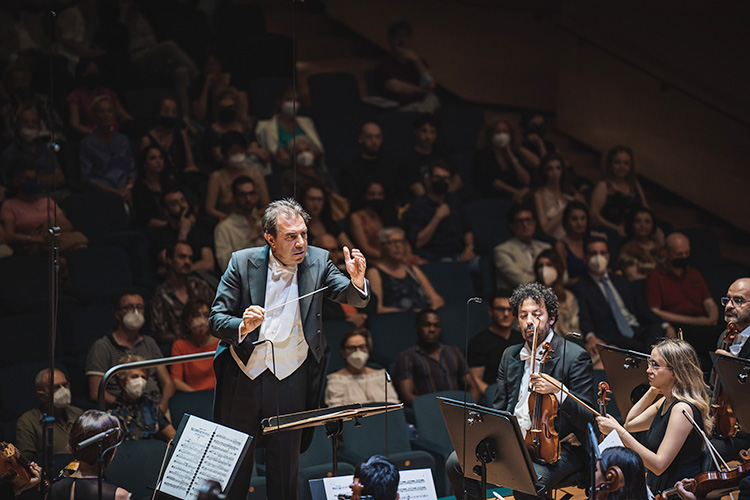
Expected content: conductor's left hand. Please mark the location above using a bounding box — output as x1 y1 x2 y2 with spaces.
344 246 367 289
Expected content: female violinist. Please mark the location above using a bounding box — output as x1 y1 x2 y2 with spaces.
0 443 42 499
597 339 712 496
596 447 648 500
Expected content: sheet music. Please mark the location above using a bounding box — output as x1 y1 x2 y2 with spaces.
159 415 249 500
598 429 625 452
321 469 437 500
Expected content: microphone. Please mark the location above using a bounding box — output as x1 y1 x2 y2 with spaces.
77 428 118 449
467 297 483 304
565 332 582 339
462 296 483 499
384 370 390 458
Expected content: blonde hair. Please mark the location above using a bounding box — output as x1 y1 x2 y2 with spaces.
654 339 713 435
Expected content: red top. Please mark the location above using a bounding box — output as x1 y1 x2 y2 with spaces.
170 338 219 391
645 266 711 317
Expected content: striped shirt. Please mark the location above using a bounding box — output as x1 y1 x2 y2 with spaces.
395 344 470 396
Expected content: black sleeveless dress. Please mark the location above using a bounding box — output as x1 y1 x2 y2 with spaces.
48 477 118 500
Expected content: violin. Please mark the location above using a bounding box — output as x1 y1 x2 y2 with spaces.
597 382 612 442
654 460 750 500
595 464 625 500
525 325 560 464
710 323 739 438
0 442 32 488
338 477 374 500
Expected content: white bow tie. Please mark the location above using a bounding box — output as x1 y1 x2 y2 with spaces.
270 259 296 280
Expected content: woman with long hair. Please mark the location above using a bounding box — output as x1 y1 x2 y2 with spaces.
597 339 711 495
348 180 399 262
471 118 532 202
533 153 583 239
533 249 579 337
554 200 592 285
596 446 648 500
616 207 664 281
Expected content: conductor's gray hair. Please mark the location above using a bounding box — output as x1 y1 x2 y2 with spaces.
262 198 310 236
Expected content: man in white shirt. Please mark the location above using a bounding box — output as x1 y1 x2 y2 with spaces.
213 176 265 271
494 205 551 289
210 198 369 500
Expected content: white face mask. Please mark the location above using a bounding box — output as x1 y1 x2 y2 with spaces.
280 99 299 116
347 351 369 370
296 150 315 168
124 377 147 399
227 153 247 168
539 265 558 286
492 132 510 148
122 310 145 331
19 127 40 142
587 254 609 274
53 387 71 408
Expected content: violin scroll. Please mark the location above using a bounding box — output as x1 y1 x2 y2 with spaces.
595 465 625 500
0 442 32 488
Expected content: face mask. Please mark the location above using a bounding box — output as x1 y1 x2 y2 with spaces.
18 127 39 142
20 179 39 196
296 151 315 168
157 115 178 129
431 179 449 195
122 310 145 331
216 106 236 123
191 316 208 331
124 377 147 399
347 350 369 370
539 265 558 286
227 153 247 168
587 254 609 274
527 122 546 137
671 257 689 269
53 387 71 409
492 132 511 148
280 99 299 116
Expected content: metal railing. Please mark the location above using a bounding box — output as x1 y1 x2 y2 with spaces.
97 351 216 410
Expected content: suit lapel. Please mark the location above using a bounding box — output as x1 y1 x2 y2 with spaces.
249 246 269 307
506 346 525 410
297 251 318 321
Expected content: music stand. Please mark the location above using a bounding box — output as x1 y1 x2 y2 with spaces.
598 345 650 417
261 402 403 475
712 353 750 428
438 397 539 500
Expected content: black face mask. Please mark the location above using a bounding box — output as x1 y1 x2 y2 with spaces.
671 258 689 269
527 122 546 137
157 115 179 129
216 107 236 123
431 179 449 195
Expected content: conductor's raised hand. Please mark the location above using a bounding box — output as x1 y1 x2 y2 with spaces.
343 246 367 289
241 305 265 337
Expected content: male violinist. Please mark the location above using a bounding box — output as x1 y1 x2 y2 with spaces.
446 282 595 500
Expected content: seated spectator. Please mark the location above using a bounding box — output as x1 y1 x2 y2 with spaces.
255 86 324 168
140 96 199 183
1 106 64 187
493 203 551 289
151 242 216 345
339 121 399 203
325 329 400 407
214 176 265 271
471 119 532 202
15 368 83 460
298 181 353 250
85 290 175 412
366 227 444 313
645 232 719 327
534 249 580 336
205 130 270 220
348 181 399 262
191 51 250 125
132 146 168 229
150 186 215 274
572 236 674 356
1 65 66 142
533 153 584 239
403 161 475 262
170 299 219 392
376 21 439 113
202 88 269 172
590 145 648 238
109 354 176 441
399 114 459 200
520 112 556 168
0 159 87 254
353 455 400 500
395 308 480 406
48 410 129 500
467 289 522 397
616 207 663 281
554 200 597 286
67 57 133 137
278 135 339 197
55 3 106 74
80 95 136 203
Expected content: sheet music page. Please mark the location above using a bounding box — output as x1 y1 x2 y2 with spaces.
598 429 625 452
158 415 249 500
322 469 437 500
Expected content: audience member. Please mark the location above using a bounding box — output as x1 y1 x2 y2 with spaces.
325 329 400 407
151 242 216 345
67 57 132 137
214 175 265 271
170 299 219 392
398 114 458 199
55 1 106 74
0 159 87 253
645 232 719 327
376 21 439 113
132 146 168 228
1 106 64 187
493 204 551 289
554 200 595 286
1 65 66 142
109 354 177 441
395 308 480 406
534 249 580 337
140 96 198 182
255 86 324 168
297 181 353 250
205 130 270 221
366 227 444 313
278 135 338 197
591 145 648 237
85 290 175 411
471 119 532 202
533 153 583 239
15 368 83 460
616 207 664 281
339 121 399 203
79 95 136 203
403 161 475 262
520 112 556 167
573 236 674 356
191 51 250 125
467 289 522 397
348 180 399 262
354 455 401 500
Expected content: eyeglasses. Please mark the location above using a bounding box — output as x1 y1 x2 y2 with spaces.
119 304 145 313
647 358 671 371
343 344 368 354
721 296 748 307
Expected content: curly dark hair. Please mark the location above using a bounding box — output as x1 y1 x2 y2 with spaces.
509 282 558 322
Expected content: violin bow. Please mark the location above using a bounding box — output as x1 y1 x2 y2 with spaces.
537 373 601 417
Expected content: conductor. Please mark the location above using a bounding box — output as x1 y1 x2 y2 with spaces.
210 198 370 500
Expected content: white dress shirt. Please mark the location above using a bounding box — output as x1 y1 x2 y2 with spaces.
730 324 750 356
